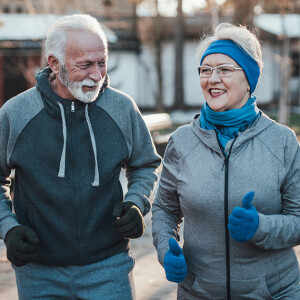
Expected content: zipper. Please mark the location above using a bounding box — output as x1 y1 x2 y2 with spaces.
215 131 237 300
70 104 82 264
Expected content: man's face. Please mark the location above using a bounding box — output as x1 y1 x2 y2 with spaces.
58 31 108 103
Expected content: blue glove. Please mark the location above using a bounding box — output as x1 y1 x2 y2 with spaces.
228 191 259 242
163 237 187 283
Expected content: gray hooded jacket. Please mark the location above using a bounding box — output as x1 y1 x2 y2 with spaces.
0 68 161 266
152 112 300 299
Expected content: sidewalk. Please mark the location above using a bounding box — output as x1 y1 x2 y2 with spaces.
0 212 177 300
1 224 300 299
0 170 178 300
1 169 300 299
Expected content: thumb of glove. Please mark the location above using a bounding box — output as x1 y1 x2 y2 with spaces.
112 202 126 218
242 191 255 210
169 237 182 256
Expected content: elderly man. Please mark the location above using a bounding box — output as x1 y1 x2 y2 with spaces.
0 14 161 299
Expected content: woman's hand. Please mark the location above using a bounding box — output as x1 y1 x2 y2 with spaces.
228 191 259 242
163 237 187 283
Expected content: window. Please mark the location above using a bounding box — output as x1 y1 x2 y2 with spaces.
3 5 10 13
291 50 300 77
16 6 24 13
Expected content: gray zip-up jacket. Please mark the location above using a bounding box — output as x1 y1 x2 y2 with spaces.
152 113 300 299
0 67 161 266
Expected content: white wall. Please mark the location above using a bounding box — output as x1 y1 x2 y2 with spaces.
107 51 140 101
107 40 282 109
255 42 276 103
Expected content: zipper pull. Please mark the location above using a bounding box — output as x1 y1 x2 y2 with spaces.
71 101 75 112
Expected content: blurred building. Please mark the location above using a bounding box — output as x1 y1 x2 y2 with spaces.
0 0 139 107
254 14 300 106
0 0 134 16
0 0 299 110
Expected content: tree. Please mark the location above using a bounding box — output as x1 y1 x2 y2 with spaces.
136 0 164 112
208 0 219 29
173 0 185 110
227 0 256 27
153 0 164 112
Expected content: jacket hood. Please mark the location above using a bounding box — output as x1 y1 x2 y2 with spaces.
192 112 275 155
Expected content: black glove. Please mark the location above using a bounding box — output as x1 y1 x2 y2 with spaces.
112 201 145 239
4 225 40 267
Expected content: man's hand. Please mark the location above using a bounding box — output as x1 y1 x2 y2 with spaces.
4 225 40 267
228 191 259 242
164 237 187 283
112 201 145 239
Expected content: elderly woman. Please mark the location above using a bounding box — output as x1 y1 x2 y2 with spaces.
152 23 300 299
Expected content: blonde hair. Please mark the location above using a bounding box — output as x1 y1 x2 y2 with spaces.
196 23 263 71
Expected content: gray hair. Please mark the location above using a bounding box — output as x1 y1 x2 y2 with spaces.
196 23 263 71
46 14 108 65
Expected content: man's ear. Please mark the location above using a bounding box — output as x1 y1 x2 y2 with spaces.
48 55 60 75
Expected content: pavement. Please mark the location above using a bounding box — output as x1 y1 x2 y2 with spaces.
0 212 178 300
0 170 178 300
1 168 300 299
1 223 300 300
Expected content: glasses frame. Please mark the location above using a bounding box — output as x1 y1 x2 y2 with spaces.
198 64 243 78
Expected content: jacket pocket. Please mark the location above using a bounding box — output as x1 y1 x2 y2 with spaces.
231 276 275 300
180 275 226 300
179 275 275 300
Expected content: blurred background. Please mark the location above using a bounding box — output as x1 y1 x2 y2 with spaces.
0 0 299 135
0 1 300 299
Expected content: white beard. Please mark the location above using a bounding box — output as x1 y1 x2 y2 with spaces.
59 65 103 103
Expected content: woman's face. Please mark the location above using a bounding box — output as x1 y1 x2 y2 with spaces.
200 53 250 112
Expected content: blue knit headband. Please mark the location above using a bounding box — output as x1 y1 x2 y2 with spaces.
200 39 260 94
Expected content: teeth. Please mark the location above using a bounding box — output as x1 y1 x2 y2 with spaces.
210 89 224 93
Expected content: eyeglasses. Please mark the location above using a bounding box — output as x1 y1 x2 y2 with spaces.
198 64 243 78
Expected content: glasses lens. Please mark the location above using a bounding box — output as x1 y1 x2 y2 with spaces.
217 65 235 77
199 66 212 77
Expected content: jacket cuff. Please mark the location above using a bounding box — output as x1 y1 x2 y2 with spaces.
124 195 150 216
0 217 20 240
250 213 266 244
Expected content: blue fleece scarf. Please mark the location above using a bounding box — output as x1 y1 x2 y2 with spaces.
200 96 260 151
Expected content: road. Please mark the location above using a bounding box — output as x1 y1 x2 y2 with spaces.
1 169 300 299
1 220 300 299
0 211 178 300
0 170 177 300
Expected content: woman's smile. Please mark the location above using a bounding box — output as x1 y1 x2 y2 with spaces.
209 88 226 97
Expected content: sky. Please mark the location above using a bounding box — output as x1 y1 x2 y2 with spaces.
137 0 227 17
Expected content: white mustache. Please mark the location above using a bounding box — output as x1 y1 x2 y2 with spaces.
81 79 101 87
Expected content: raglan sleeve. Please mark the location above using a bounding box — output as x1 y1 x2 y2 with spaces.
152 136 183 265
122 103 162 216
0 108 20 240
251 130 300 249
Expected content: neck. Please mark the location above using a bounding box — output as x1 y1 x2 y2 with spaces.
50 77 75 101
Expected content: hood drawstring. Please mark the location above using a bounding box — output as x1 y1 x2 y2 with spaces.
57 102 100 187
85 104 100 187
58 102 67 178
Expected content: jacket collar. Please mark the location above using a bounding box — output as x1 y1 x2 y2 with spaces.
35 67 109 120
192 112 274 155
